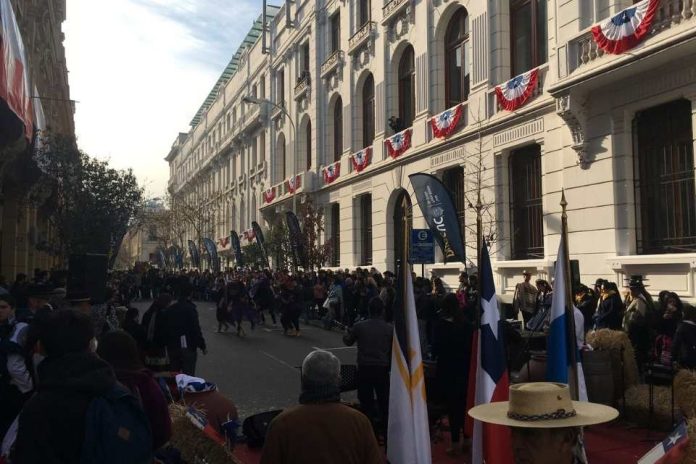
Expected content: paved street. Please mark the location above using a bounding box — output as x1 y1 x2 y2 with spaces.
133 300 357 420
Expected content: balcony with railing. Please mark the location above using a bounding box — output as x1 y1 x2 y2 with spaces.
348 21 376 55
260 171 307 208
294 72 311 101
559 0 696 81
382 0 410 25
321 50 344 78
487 64 549 119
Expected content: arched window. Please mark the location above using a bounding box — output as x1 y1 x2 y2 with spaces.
398 45 415 128
276 134 286 183
334 97 343 162
445 8 470 109
305 119 312 170
362 74 375 149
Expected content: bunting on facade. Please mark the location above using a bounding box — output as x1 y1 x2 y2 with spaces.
323 163 340 184
217 236 230 251
263 188 276 204
495 68 539 112
430 104 463 139
591 0 659 54
351 147 371 173
386 128 412 159
242 229 256 243
286 175 301 194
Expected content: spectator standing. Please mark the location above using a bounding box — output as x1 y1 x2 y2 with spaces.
141 293 172 371
672 304 696 369
513 271 538 324
593 282 624 330
165 282 207 375
343 297 392 429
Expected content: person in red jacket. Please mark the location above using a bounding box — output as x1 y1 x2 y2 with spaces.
97 330 172 450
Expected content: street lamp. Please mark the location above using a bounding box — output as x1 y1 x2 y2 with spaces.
242 96 298 214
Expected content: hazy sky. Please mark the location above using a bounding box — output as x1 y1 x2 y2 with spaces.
64 0 262 198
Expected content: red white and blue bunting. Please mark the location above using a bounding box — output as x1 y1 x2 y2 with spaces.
242 229 255 243
430 104 463 139
351 147 371 173
286 175 301 194
263 188 275 203
323 162 340 184
591 0 660 55
495 68 539 112
386 128 412 159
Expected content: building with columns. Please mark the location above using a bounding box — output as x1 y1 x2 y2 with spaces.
167 0 696 302
0 0 75 278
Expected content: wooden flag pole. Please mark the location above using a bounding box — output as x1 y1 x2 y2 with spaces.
476 190 483 331
561 190 580 400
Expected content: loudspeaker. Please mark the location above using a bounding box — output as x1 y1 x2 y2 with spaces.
68 254 108 304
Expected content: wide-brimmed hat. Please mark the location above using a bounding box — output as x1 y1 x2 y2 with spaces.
66 289 91 304
27 283 58 299
625 274 649 289
468 382 618 429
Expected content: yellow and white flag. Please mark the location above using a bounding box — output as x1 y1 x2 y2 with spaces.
387 259 431 464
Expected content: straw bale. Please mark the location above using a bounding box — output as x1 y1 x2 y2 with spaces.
676 369 696 418
624 384 677 432
169 403 240 464
686 418 696 463
586 329 639 388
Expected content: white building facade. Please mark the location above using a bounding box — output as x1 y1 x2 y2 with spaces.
166 0 696 302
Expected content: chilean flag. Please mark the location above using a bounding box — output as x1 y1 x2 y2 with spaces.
495 68 539 112
591 0 660 55
263 188 276 203
323 163 340 184
639 421 689 464
0 0 34 140
351 147 371 173
430 104 462 139
286 175 301 194
469 243 513 464
386 128 412 159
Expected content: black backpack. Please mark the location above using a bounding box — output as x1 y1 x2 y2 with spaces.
242 410 283 448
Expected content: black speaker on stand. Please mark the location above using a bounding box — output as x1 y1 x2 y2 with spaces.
68 254 108 304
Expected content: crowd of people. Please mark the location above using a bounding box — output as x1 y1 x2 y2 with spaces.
1 264 695 463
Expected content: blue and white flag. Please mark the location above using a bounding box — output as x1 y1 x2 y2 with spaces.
546 234 587 401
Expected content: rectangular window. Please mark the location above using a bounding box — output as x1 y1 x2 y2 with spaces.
358 0 370 27
252 84 258 99
510 0 548 76
360 194 372 265
330 13 340 53
277 68 285 108
331 203 340 267
442 166 466 246
259 132 266 168
635 99 696 254
260 76 266 99
301 42 310 74
509 144 544 259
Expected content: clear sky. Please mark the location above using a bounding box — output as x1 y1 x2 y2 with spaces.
63 0 262 198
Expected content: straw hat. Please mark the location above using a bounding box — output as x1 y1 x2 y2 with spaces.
468 382 618 428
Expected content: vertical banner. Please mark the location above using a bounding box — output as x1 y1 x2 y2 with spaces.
175 246 184 269
203 237 220 272
157 248 167 269
252 221 270 269
188 240 200 269
230 231 244 267
409 173 466 263
285 211 308 269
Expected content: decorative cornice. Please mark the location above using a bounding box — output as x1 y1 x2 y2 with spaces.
555 94 589 169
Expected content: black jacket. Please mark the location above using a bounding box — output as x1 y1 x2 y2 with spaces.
672 321 696 369
13 352 116 464
165 299 206 352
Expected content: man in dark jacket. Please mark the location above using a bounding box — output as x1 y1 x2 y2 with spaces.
673 304 696 369
593 282 624 330
343 297 392 428
166 281 207 375
12 310 117 463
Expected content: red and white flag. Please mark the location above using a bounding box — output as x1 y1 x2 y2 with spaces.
639 421 689 464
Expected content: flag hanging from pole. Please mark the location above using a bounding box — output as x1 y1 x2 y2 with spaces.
387 257 431 464
470 243 513 464
546 233 588 401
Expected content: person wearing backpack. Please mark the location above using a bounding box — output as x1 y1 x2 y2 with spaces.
0 295 33 442
11 310 153 464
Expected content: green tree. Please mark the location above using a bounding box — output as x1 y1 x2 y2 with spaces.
265 217 291 270
242 243 264 269
299 198 330 270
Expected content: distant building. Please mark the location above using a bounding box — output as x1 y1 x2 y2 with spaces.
0 0 75 278
116 200 168 269
166 1 696 301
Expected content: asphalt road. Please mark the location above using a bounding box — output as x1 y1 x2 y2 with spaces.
133 300 357 420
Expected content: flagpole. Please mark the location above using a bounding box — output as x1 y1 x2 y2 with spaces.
475 191 483 331
561 190 580 400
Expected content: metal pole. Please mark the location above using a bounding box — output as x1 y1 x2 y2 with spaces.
475 190 483 330
561 190 580 400
262 0 268 54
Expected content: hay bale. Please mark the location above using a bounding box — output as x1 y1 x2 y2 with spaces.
169 403 240 464
586 329 639 389
624 384 677 432
676 369 696 418
686 418 696 463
